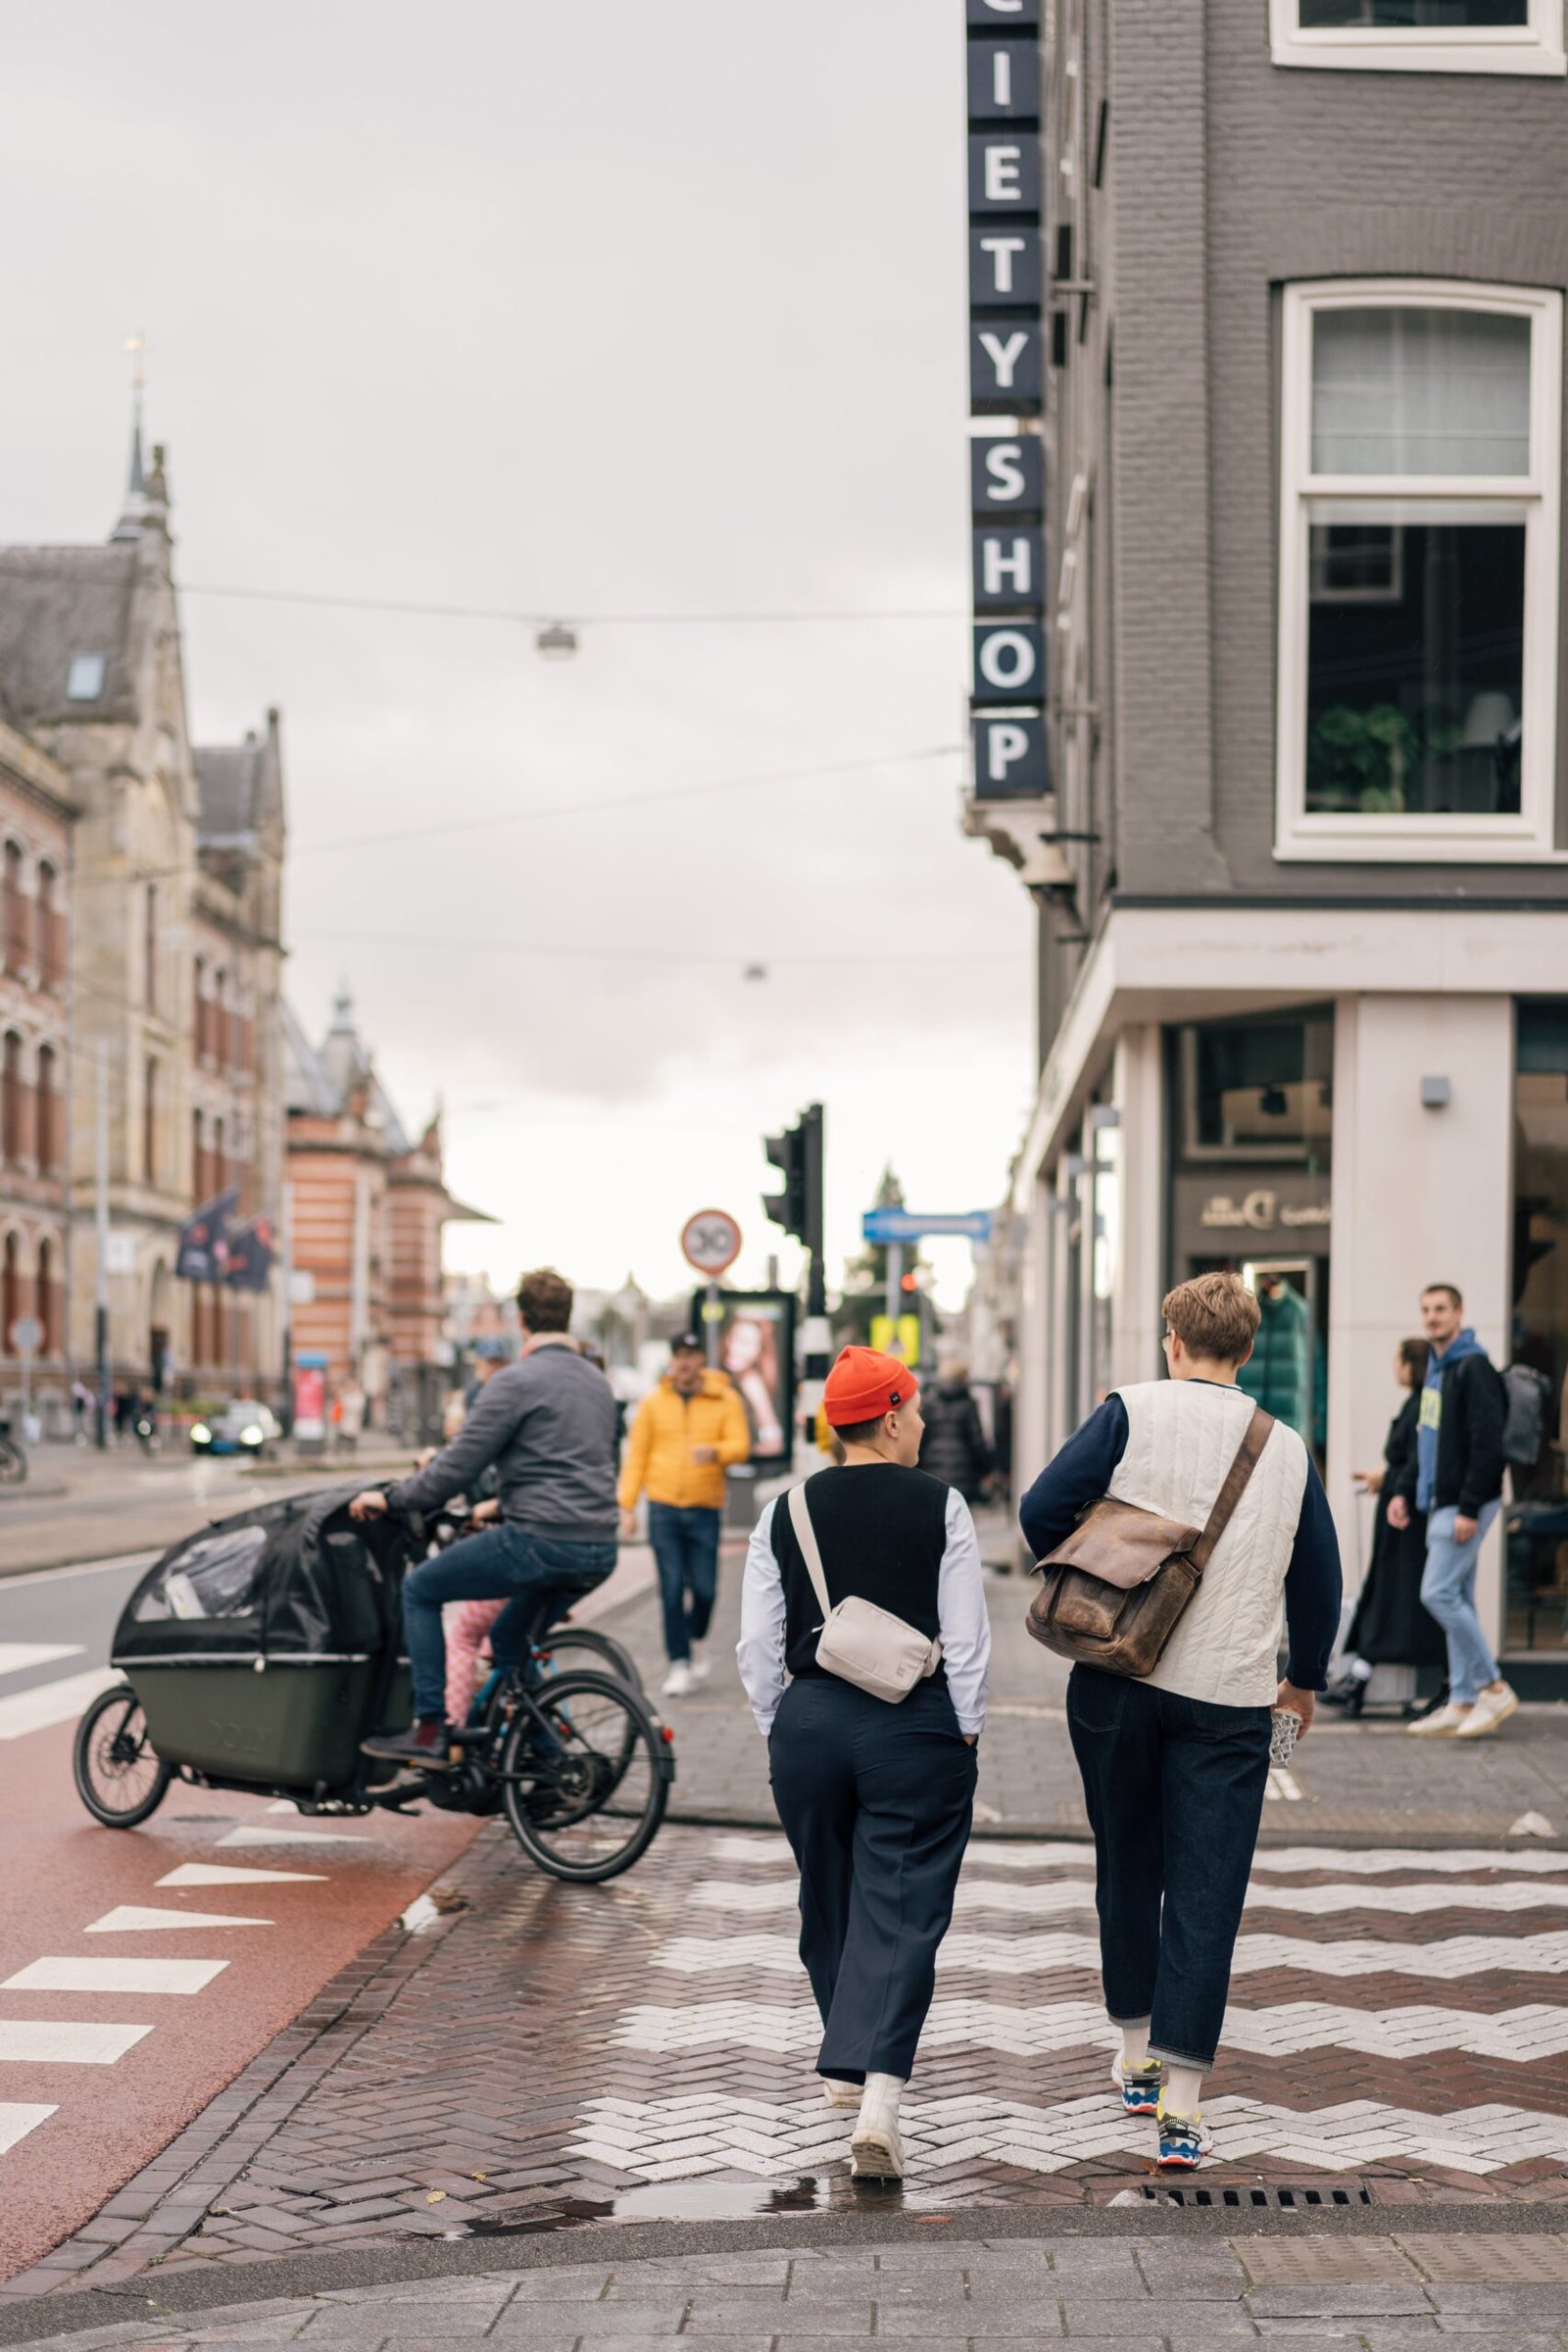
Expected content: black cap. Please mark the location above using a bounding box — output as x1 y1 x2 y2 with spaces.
669 1333 704 1353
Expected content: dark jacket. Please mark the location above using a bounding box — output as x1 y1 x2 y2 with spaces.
1346 1394 1445 1669
389 1343 618 1539
918 1380 993 1501
1395 1348 1507 1520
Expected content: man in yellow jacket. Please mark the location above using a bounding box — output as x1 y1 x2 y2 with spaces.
619 1333 752 1696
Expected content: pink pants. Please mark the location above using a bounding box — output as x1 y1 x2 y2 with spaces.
444 1598 508 1727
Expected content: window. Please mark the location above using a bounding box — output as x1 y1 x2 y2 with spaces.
1276 283 1562 861
1270 0 1565 71
65 654 106 700
132 1526 268 1622
35 1044 58 1173
143 1055 159 1186
144 884 157 1010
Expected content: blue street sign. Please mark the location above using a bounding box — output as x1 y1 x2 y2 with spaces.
861 1209 995 1245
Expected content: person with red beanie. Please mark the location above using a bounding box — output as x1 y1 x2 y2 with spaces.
737 1345 992 2182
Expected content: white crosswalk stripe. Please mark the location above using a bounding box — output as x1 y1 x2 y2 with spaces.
84 1907 271 1934
157 1861 326 1886
693 1875 1568 1919
1 1957 228 1995
0 1667 120 1741
612 1996 1568 2063
0 2104 56 2154
0 1643 84 1677
569 2090 1568 2180
0 2022 154 2065
710 1834 1568 1878
655 1929 1568 1980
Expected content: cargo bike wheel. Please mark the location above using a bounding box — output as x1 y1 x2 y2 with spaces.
499 1668 670 1883
74 1683 172 1827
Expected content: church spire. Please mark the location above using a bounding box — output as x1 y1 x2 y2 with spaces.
111 331 151 541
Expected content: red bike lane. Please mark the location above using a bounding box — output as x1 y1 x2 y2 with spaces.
0 1715 479 2284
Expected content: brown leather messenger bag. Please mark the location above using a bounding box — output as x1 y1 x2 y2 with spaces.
1025 1403 1275 1679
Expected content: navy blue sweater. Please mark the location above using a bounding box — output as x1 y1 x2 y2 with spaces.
1018 1391 1343 1691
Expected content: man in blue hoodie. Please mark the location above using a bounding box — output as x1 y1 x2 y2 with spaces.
1389 1283 1513 1740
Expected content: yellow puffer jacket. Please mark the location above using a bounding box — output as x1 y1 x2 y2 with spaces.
618 1370 752 1511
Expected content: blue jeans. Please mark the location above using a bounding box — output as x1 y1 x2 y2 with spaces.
1421 1499 1502 1704
648 1502 720 1664
402 1523 616 1722
1067 1665 1271 2072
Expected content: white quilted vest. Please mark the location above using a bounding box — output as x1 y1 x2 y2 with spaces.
1107 1380 1308 1707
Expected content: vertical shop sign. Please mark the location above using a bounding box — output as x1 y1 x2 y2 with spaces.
966 0 1047 801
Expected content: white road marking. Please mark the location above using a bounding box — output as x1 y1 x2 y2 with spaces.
0 2021 154 2065
569 2091 1568 2180
693 1875 1568 1920
612 1996 1568 2064
0 2104 56 2153
217 1826 368 1848
0 1643 84 1678
655 1930 1568 1980
0 1551 158 1592
710 1835 1568 1878
1 1957 228 1995
85 1907 271 1934
0 1667 120 1740
1264 1767 1305 1802
158 1861 327 1887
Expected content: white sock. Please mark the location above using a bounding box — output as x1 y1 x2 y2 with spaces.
1164 2062 1204 2118
1118 2020 1152 2070
856 2072 905 2132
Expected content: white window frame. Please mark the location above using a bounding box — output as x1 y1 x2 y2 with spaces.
1276 278 1563 864
1269 0 1565 74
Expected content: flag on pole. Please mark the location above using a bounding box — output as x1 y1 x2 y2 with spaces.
224 1215 276 1293
175 1187 239 1282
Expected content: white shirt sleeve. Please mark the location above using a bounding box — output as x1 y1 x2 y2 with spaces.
736 1495 787 1738
938 1487 992 1736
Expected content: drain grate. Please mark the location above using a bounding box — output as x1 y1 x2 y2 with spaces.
1138 2180 1373 2209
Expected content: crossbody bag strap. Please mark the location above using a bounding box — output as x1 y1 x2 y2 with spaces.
1187 1403 1275 1576
786 1483 833 1622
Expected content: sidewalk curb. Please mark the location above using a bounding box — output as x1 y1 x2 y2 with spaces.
4 2204 1567 2347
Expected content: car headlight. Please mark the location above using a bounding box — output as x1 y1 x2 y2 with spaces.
240 1425 265 1446
190 1424 211 1444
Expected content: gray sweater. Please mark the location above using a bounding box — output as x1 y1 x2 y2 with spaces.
388 1345 619 1539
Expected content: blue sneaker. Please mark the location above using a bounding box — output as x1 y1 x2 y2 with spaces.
1155 2101 1215 2169
1111 2057 1162 2116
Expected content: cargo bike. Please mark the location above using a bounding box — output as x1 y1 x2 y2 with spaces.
73 1484 674 1882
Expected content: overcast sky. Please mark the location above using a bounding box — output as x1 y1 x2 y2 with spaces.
2 1 1035 1310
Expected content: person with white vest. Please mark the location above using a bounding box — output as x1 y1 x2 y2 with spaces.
738 1346 992 2183
1019 1272 1341 2171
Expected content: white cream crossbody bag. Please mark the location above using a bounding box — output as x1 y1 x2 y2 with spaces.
787 1483 943 1705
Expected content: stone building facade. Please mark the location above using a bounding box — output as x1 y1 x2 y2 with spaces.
0 428 287 1409
966 1 1568 1683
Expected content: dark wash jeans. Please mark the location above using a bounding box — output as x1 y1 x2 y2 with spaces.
647 1501 721 1663
1066 1663 1271 2072
403 1522 616 1722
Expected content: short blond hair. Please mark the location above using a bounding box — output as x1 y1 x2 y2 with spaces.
1161 1271 1260 1364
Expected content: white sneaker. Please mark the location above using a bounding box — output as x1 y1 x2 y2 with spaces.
1454 1683 1520 1740
689 1643 710 1687
662 1661 693 1699
850 2072 905 2180
1407 1702 1468 1737
821 2079 861 2112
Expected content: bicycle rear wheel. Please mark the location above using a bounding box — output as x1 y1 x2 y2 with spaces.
74 1684 172 1827
500 1669 670 1882
536 1624 645 1695
0 1437 25 1485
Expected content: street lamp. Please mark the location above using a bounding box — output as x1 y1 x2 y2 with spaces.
534 621 578 661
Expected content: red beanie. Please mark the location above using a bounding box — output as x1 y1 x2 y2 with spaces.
823 1345 921 1428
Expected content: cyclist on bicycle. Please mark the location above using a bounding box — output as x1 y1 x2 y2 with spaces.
352 1267 619 1769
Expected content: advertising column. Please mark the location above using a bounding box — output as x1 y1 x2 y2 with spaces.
967 0 1046 803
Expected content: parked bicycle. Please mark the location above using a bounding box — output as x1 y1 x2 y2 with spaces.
73 1483 674 1883
0 1415 25 1485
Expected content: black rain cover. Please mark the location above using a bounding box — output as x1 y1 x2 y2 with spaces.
112 1485 402 1665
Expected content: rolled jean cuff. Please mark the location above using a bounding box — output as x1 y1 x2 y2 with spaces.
1150 2040 1216 2073
1107 2012 1152 2029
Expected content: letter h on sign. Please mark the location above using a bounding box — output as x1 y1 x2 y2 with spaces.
973 527 1043 611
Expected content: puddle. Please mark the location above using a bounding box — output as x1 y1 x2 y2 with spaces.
463 2173 939 2236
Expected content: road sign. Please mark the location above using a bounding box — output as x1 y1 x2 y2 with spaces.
681 1208 743 1278
870 1313 922 1369
8 1317 43 1354
860 1209 994 1245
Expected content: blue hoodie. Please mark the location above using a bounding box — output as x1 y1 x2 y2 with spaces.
1416 1327 1488 1512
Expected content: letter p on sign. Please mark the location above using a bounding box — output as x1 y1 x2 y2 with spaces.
972 712 1046 800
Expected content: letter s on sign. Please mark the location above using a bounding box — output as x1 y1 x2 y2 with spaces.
984 444 1027 504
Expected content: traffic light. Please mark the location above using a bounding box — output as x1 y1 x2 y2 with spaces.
763 1120 809 1243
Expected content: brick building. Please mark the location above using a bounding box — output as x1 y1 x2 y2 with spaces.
0 714 75 1421
0 423 287 1409
284 992 493 1438
964 1 1568 1682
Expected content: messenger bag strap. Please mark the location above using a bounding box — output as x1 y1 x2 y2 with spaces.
787 1483 833 1622
1187 1404 1275 1576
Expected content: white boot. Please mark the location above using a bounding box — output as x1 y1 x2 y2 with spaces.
689 1642 710 1687
851 2072 906 2180
821 2078 861 2111
662 1660 692 1698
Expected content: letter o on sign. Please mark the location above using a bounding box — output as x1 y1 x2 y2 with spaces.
978 628 1039 693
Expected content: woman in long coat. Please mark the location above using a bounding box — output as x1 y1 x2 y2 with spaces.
1337 1339 1446 1711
